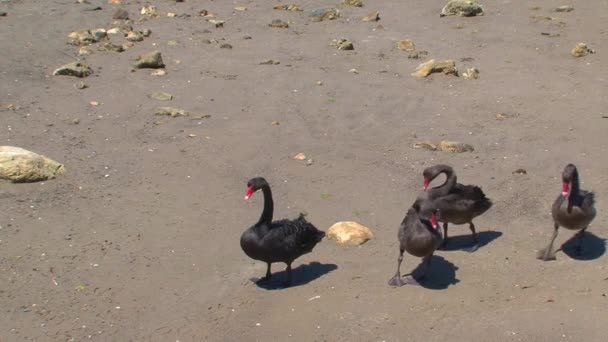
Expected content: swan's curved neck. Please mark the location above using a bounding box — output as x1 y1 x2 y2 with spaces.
257 184 274 226
430 167 456 198
569 171 580 197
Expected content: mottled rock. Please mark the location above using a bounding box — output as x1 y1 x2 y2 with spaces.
440 0 484 17
269 19 289 28
332 38 354 50
148 92 173 101
411 59 457 77
571 42 594 57
293 153 307 160
342 0 363 7
260 59 280 65
113 8 129 20
208 19 224 28
141 5 158 17
154 107 188 117
362 11 380 22
555 5 574 12
327 221 374 246
134 51 165 69
414 141 474 153
397 39 415 51
0 146 65 183
78 46 93 56
97 42 124 52
408 50 428 59
220 43 232 49
462 67 479 79
310 8 340 21
68 30 96 45
126 31 144 42
91 29 107 41
274 4 303 11
53 62 93 78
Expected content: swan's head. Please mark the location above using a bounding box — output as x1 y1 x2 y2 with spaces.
422 164 453 191
413 200 439 229
561 164 578 196
245 177 268 200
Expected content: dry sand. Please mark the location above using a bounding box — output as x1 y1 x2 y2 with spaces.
1 0 607 341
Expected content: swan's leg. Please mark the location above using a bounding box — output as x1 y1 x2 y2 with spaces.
464 222 480 253
402 255 432 286
388 248 406 287
438 222 449 250
537 223 559 261
574 227 587 256
284 263 293 287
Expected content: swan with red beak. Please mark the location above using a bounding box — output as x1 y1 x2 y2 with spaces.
537 164 596 261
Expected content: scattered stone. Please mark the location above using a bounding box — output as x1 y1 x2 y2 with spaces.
274 4 303 11
148 92 173 101
208 19 224 28
440 0 484 17
112 8 129 20
154 107 188 117
332 38 354 50
414 141 474 153
269 19 289 28
220 43 233 49
108 0 121 4
412 59 458 77
408 50 428 59
555 5 574 12
397 39 415 51
107 27 121 35
141 6 158 17
571 42 594 57
327 221 374 246
75 81 88 90
496 112 518 120
126 31 144 42
462 67 480 79
541 32 560 38
150 69 167 76
53 62 93 78
167 12 177 18
342 0 363 7
134 51 165 69
260 59 280 65
349 68 359 74
199 10 216 17
310 8 340 22
122 42 135 50
513 169 527 175
68 30 97 45
293 153 307 160
0 146 66 183
142 29 152 37
97 42 124 52
91 29 107 41
72 118 81 125
0 12 6 17
234 6 247 11
362 11 380 22
271 121 280 126
78 46 93 56
90 101 99 107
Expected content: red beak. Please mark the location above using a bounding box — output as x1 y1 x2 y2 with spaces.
562 181 569 196
430 213 438 229
423 178 430 191
244 186 254 200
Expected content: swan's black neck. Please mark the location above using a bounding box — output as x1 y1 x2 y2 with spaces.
257 184 274 226
431 167 457 198
569 171 580 198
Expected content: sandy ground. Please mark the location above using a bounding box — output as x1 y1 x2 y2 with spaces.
1 0 608 341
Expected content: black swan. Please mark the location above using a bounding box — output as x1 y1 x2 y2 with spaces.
419 164 493 252
389 200 442 287
241 177 325 286
537 164 596 261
